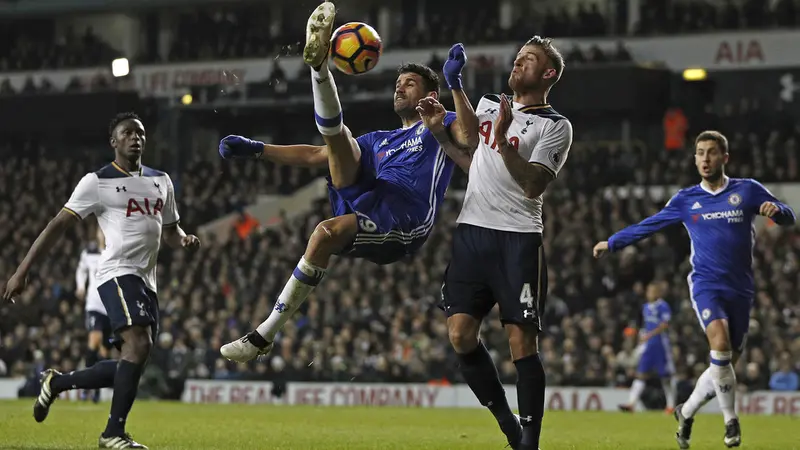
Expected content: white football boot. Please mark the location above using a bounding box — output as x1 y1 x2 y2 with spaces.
220 333 273 363
303 1 336 69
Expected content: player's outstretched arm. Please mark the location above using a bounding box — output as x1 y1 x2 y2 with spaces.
442 43 479 151
219 135 328 167
3 209 78 302
596 193 684 258
750 179 797 226
417 97 472 172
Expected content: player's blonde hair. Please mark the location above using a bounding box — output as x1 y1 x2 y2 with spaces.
525 35 565 84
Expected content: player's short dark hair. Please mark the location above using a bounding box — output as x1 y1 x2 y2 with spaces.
397 63 440 96
695 130 729 154
108 112 142 137
525 35 565 84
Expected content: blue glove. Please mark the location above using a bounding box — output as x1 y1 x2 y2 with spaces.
443 43 467 90
219 135 264 159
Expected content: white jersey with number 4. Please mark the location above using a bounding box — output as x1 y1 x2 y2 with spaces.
76 247 106 315
456 94 573 233
63 162 180 293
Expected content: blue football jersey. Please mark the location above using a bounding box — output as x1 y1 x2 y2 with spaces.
355 112 457 221
609 177 796 297
642 299 671 351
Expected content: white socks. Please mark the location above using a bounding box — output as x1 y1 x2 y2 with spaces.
311 65 343 136
682 367 716 417
255 257 327 341
628 379 646 406
710 350 738 423
662 377 677 409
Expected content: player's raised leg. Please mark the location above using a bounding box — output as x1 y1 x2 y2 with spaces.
33 361 118 422
304 1 362 189
221 214 358 362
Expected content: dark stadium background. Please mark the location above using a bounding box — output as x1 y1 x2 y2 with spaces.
0 0 798 414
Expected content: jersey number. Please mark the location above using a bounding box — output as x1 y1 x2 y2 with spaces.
519 283 534 306
479 121 519 153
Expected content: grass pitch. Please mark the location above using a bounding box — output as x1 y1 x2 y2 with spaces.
0 400 797 449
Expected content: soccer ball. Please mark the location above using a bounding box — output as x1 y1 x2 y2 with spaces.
330 22 383 75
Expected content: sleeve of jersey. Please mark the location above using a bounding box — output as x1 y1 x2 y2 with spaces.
749 179 796 226
63 174 99 219
528 119 573 178
162 175 181 227
608 192 683 252
475 96 498 121
443 111 457 128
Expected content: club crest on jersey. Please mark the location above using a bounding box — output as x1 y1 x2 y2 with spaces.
416 125 425 135
728 193 742 206
702 308 711 320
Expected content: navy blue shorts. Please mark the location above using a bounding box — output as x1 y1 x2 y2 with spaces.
97 274 159 350
440 224 548 329
85 311 114 349
328 176 430 266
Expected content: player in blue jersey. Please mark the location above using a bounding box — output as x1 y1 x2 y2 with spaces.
216 2 476 363
593 130 796 449
618 282 677 414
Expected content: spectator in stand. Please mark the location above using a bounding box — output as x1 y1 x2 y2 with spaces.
769 352 799 391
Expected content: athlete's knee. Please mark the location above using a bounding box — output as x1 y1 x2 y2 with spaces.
119 326 152 363
447 314 480 353
705 319 732 352
307 215 357 255
506 324 539 360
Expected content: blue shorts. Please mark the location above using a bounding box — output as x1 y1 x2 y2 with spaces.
327 168 430 266
97 274 160 350
637 344 674 378
691 288 752 353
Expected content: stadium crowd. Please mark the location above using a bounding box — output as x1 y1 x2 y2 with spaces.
1 99 799 402
1 0 799 73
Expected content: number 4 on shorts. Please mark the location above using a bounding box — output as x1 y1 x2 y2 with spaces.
519 283 534 307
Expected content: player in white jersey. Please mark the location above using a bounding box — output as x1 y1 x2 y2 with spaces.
75 225 112 403
422 37 572 450
2 112 200 449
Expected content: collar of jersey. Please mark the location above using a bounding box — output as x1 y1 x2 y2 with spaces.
699 175 730 195
517 104 551 113
112 161 143 177
402 119 422 130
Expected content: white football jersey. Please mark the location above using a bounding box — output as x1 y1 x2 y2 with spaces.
76 246 105 314
456 95 573 233
64 162 180 293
